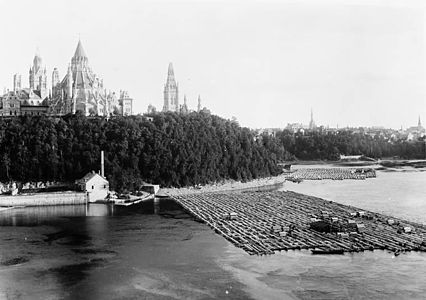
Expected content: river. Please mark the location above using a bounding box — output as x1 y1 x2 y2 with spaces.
0 169 425 299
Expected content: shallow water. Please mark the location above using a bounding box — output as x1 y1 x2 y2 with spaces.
1 170 426 299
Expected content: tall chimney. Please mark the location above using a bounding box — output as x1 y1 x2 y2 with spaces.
101 151 105 177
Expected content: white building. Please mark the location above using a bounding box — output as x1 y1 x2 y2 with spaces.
76 172 109 202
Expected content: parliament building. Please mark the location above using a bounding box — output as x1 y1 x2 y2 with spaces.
0 40 133 117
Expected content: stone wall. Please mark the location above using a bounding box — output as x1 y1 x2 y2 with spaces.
0 192 86 207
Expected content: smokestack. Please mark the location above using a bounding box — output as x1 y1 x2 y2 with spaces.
101 151 105 178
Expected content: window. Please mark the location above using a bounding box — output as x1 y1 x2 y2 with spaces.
92 185 94 189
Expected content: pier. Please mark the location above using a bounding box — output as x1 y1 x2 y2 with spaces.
173 191 426 255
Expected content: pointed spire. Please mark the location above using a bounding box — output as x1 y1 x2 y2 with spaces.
184 94 187 105
74 39 87 58
33 48 42 72
165 62 177 88
197 95 201 112
168 62 174 76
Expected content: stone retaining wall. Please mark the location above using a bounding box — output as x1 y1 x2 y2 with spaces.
0 192 87 207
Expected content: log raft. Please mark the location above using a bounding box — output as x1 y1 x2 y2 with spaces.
287 167 376 181
172 191 426 256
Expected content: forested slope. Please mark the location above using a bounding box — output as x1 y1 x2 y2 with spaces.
0 112 285 191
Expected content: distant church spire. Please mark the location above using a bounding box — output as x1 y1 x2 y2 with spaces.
309 108 316 130
418 115 422 127
197 95 201 112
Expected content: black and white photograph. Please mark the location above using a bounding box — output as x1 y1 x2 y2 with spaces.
0 0 425 299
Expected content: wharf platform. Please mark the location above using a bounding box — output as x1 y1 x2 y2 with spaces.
173 191 426 255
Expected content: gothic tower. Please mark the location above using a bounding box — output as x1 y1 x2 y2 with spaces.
163 63 179 112
52 68 59 89
29 51 48 99
51 68 59 97
180 94 189 114
67 64 73 99
197 95 201 112
13 74 21 91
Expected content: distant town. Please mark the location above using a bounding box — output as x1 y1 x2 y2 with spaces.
258 109 425 144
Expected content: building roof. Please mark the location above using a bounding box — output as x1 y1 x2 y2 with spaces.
74 40 87 58
76 172 108 184
2 89 45 102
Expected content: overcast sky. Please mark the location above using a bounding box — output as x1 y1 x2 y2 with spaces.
0 0 425 129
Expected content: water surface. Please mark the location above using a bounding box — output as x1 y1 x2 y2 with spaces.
1 170 426 299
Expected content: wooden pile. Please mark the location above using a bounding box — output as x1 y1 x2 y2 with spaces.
173 191 426 255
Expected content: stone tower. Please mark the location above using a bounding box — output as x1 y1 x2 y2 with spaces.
180 94 189 114
29 51 48 99
163 63 179 112
52 68 59 89
197 95 201 112
67 64 73 100
13 74 21 91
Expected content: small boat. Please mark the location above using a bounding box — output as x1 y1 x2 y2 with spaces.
311 248 344 255
114 192 154 206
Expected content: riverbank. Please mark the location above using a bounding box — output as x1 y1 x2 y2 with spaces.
162 174 288 196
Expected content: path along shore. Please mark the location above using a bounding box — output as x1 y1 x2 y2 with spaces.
162 174 288 196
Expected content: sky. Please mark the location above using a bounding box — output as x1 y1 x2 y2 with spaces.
0 0 425 129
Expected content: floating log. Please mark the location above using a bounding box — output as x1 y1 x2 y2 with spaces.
172 191 426 256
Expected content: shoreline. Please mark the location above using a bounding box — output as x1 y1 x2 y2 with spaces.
161 174 288 196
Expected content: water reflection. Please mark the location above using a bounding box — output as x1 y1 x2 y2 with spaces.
0 198 182 227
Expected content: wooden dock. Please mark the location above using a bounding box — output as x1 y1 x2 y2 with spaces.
172 191 426 255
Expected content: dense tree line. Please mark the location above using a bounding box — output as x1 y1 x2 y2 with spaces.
275 130 425 161
0 112 285 191
0 113 423 192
